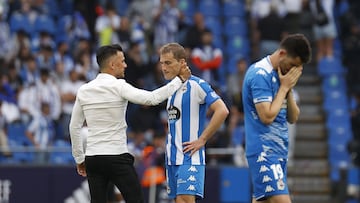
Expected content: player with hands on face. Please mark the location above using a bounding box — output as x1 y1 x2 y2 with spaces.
242 34 312 203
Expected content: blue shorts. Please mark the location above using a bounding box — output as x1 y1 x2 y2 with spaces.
165 165 205 199
247 154 289 201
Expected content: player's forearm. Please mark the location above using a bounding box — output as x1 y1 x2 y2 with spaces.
286 91 300 123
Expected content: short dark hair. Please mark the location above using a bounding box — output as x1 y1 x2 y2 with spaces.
96 44 123 69
159 43 187 61
279 34 312 64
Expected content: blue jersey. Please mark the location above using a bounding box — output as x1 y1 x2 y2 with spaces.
242 56 288 158
166 75 220 165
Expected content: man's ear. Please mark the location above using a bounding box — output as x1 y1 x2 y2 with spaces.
279 49 287 57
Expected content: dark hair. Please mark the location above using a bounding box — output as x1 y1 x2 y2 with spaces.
96 44 123 69
279 34 312 64
159 43 186 61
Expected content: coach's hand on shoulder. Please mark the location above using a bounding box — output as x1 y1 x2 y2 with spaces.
178 64 191 82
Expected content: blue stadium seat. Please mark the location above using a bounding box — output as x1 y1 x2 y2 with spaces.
223 0 246 17
321 74 347 93
225 35 250 56
113 0 130 16
317 57 346 77
33 14 56 36
322 89 349 113
204 16 222 36
44 0 61 19
225 54 245 74
212 34 224 50
178 0 197 17
9 12 34 35
328 142 351 168
224 16 248 37
8 139 34 163
49 140 74 164
199 0 221 17
60 0 74 15
7 122 30 145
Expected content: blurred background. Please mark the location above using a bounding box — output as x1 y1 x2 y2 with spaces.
0 0 360 202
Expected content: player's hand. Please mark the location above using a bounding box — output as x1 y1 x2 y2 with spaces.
76 162 87 177
278 66 302 91
183 138 206 156
178 63 191 82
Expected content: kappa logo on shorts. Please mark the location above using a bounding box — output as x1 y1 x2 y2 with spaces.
259 165 270 173
187 175 196 181
265 185 275 193
186 185 196 191
262 175 272 183
188 166 198 172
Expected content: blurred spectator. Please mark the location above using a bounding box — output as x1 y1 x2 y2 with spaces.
288 88 300 167
183 12 210 52
5 61 24 95
25 102 55 164
18 82 38 124
114 16 132 52
298 0 315 43
35 44 55 70
226 57 247 134
282 0 303 34
0 100 12 157
60 70 85 140
19 55 39 87
74 49 98 81
53 40 74 79
124 42 149 88
35 68 61 121
190 29 223 85
152 0 183 50
226 57 247 167
338 5 360 92
256 4 286 58
126 0 158 33
0 74 20 123
94 2 121 47
348 90 360 166
0 4 13 62
309 0 338 61
141 133 169 203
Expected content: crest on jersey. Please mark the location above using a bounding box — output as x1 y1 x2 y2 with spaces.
167 105 180 123
277 179 285 190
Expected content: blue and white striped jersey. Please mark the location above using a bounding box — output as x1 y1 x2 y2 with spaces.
165 75 220 165
242 56 289 158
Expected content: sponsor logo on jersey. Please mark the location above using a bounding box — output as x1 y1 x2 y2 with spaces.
262 175 272 183
188 166 198 172
265 185 275 193
259 165 270 173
